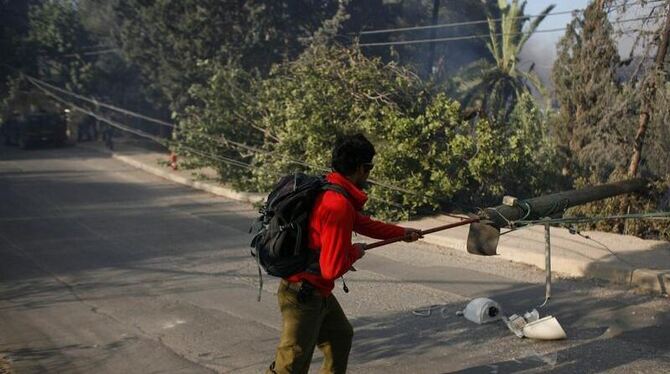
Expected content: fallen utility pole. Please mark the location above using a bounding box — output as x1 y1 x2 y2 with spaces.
468 177 647 307
365 179 647 256
364 178 648 310
481 178 646 228
467 178 647 256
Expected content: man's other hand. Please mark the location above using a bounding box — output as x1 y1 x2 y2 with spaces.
353 243 367 259
402 227 423 242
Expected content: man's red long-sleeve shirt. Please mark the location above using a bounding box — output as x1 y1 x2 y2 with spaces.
286 172 405 296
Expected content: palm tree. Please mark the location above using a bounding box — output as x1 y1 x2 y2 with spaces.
456 0 554 121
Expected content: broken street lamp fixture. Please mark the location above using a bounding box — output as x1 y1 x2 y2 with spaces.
466 178 647 256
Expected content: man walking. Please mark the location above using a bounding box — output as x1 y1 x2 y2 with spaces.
268 134 422 373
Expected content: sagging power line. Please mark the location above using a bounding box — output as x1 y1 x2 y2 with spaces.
358 14 666 47
25 74 419 197
356 0 664 36
25 76 414 209
25 74 174 129
62 48 120 58
358 9 577 36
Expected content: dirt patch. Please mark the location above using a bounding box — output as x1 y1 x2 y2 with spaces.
0 354 13 374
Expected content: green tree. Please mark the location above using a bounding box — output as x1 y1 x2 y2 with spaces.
0 0 45 120
350 0 496 80
180 45 561 219
75 0 171 135
551 3 626 179
3 0 101 120
645 79 670 178
0 0 41 96
113 0 342 112
2 0 171 137
27 0 97 93
456 0 553 120
552 2 670 240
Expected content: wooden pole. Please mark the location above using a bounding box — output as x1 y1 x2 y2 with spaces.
365 217 479 250
427 0 441 76
544 223 551 303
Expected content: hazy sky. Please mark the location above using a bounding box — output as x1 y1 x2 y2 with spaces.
519 0 663 84
525 0 591 29
520 0 590 81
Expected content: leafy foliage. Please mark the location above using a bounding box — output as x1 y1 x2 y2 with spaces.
552 3 670 239
352 0 495 79
644 78 670 177
27 0 97 93
180 45 561 220
0 0 41 101
177 63 263 187
2 0 99 120
552 3 628 180
113 0 341 112
4 0 663 238
568 171 670 241
499 92 563 196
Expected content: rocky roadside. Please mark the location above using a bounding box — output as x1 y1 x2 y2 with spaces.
0 354 13 374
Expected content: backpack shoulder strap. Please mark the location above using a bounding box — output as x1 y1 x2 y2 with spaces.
322 183 351 201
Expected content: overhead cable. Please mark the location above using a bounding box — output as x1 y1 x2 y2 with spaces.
27 75 419 196
28 77 410 208
359 26 567 47
356 0 665 36
26 74 175 129
179 144 254 170
358 9 579 36
515 211 670 226
29 78 165 144
29 77 272 173
180 128 418 195
62 48 120 58
358 14 666 47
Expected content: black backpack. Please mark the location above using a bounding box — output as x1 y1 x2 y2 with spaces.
249 173 348 300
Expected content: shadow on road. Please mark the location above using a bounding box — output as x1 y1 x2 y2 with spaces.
2 142 669 373
0 143 108 161
347 278 669 372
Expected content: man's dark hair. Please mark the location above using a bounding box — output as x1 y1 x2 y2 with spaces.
331 133 375 176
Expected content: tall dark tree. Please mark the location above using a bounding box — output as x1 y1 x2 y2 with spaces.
27 0 98 93
2 0 101 118
75 0 170 131
627 3 670 177
351 0 496 80
113 0 340 112
0 0 42 116
552 3 625 179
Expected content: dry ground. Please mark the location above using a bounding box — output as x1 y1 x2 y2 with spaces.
0 354 13 374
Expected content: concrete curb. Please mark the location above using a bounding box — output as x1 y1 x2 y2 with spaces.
422 230 668 295
87 142 669 296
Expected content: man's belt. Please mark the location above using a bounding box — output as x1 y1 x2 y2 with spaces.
281 279 321 302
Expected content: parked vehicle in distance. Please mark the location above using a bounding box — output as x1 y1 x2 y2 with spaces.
1 112 67 149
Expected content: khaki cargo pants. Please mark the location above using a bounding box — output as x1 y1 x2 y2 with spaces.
268 280 353 374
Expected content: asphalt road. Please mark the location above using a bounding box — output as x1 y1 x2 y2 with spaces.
1 143 669 373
